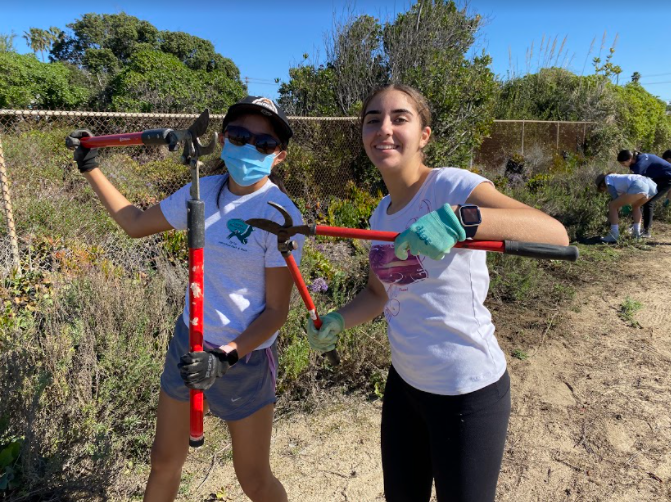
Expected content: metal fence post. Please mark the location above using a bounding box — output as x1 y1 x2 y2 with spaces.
0 134 20 276
521 120 525 155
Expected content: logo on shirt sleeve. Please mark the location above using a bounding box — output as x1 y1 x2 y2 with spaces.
226 219 254 244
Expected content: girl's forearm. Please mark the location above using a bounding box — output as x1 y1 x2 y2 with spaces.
337 287 388 329
472 208 569 246
223 307 287 358
84 168 144 236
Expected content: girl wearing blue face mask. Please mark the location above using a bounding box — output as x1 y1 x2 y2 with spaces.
66 96 303 502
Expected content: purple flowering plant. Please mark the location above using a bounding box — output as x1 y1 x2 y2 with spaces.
308 277 328 292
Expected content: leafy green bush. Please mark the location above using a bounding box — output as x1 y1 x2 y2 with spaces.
0 52 90 109
326 181 382 229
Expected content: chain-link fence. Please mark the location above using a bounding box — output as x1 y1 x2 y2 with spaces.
473 119 595 169
0 110 595 278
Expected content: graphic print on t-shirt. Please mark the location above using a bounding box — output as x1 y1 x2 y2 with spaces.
370 198 433 321
226 219 254 244
370 244 427 321
370 244 427 285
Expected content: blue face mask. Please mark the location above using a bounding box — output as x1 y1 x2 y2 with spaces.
221 139 277 187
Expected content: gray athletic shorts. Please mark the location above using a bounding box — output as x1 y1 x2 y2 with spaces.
627 178 657 198
160 317 278 421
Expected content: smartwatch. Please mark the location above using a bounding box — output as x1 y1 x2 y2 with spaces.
456 204 482 239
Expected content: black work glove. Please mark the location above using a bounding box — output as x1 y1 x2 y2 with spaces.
178 350 234 390
65 129 99 173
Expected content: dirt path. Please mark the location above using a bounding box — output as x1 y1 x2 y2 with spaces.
179 232 671 502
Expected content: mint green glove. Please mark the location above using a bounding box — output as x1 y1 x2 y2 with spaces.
307 312 345 353
394 204 466 260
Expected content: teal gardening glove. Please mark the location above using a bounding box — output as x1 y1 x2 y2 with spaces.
394 204 466 260
307 312 345 353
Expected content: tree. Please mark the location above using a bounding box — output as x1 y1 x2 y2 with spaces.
325 14 384 114
109 50 245 113
46 12 244 111
278 0 497 166
23 28 53 62
278 64 339 116
631 72 641 83
160 31 221 71
50 12 159 67
383 1 496 163
0 32 17 53
0 52 89 108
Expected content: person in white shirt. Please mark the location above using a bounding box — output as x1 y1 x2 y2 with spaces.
595 172 657 242
67 96 302 502
306 84 569 502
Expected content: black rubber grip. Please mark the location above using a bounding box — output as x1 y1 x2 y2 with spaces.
325 349 340 366
504 241 579 261
187 200 205 248
141 128 174 145
189 437 204 448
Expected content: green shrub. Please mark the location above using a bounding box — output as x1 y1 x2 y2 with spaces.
326 181 382 229
0 268 180 499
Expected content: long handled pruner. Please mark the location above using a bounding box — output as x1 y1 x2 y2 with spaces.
247 202 579 364
66 110 218 448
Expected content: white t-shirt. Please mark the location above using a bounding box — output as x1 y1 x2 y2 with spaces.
369 168 506 395
605 173 655 195
160 175 304 349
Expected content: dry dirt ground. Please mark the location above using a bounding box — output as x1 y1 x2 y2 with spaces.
172 229 671 502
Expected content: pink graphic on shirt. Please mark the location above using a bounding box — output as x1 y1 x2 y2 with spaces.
371 198 433 320
370 244 428 286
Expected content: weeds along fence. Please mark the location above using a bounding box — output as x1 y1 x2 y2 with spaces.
0 110 594 278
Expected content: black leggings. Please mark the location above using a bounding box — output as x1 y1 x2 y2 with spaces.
381 366 511 502
643 176 671 231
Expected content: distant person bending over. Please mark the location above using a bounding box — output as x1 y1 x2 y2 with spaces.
595 173 657 242
617 149 671 237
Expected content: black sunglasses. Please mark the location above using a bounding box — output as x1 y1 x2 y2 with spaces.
224 125 282 155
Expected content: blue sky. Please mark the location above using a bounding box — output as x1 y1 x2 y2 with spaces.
2 0 670 104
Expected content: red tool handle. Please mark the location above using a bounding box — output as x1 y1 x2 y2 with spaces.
79 129 175 149
315 225 398 241
314 225 578 261
79 132 144 148
188 247 205 447
188 199 206 447
284 254 340 365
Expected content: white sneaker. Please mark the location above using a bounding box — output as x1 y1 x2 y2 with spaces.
641 231 652 239
600 233 619 243
631 228 641 239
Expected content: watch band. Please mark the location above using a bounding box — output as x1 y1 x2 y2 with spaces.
225 348 239 366
463 222 478 239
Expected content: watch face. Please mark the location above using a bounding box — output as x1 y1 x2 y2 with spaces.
460 205 482 226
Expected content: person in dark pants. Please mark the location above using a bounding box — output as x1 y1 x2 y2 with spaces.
663 150 671 207
307 84 570 502
617 150 671 238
